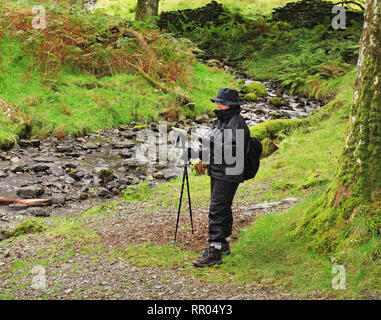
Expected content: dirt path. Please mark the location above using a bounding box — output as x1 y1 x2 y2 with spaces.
0 197 304 300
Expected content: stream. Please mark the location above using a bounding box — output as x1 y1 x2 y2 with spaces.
0 72 321 236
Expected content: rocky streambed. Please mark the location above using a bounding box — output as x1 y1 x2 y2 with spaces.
0 79 320 235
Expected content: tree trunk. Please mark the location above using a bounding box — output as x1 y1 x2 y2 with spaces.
135 0 159 21
297 0 381 253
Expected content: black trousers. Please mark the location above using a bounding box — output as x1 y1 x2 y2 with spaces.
209 177 239 243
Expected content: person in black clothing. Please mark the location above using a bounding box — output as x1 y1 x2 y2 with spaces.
183 88 251 268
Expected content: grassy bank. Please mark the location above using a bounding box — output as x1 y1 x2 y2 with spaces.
0 1 235 147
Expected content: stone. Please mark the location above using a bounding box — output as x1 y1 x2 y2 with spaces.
82 142 98 150
30 164 50 173
95 187 113 198
17 185 45 199
18 139 31 148
56 145 73 153
64 177 76 184
96 168 115 182
10 156 20 163
112 141 135 149
153 172 165 179
120 149 132 159
30 208 50 217
30 139 41 147
8 204 29 211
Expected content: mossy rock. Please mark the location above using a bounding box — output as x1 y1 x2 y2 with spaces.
249 119 308 141
0 137 16 151
97 168 114 181
244 93 258 102
300 173 329 189
184 108 196 120
9 218 45 238
191 48 206 59
133 124 148 131
241 81 268 97
16 123 32 139
237 79 246 86
269 97 283 106
261 138 279 157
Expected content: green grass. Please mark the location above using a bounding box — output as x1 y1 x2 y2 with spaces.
0 37 233 144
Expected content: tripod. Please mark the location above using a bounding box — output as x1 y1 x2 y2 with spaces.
173 160 194 245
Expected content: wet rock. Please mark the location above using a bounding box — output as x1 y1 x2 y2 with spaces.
65 177 76 185
82 142 98 150
30 208 50 217
123 159 139 168
120 149 133 159
8 204 29 211
69 170 86 181
163 171 179 180
10 156 20 163
118 124 129 131
31 140 41 148
51 194 67 206
56 145 73 153
95 187 113 198
17 185 45 199
50 166 65 177
34 156 55 163
112 141 135 149
30 164 50 173
64 162 78 169
96 167 115 183
18 139 32 148
153 172 165 179
0 170 6 178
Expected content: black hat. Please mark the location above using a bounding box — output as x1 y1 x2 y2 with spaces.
210 87 244 106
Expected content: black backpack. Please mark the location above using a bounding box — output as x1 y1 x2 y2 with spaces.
244 137 263 181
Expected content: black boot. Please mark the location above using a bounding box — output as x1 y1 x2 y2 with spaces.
221 242 231 255
193 247 222 268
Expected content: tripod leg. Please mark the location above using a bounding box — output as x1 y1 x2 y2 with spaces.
185 166 194 234
174 166 187 244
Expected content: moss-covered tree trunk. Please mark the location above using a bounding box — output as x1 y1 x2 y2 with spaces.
298 0 381 253
135 0 159 21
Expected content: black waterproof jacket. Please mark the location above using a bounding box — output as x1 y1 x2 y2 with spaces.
200 107 251 183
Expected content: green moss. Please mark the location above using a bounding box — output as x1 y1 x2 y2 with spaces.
97 168 114 180
249 118 308 140
9 218 45 238
184 108 196 120
133 124 148 131
244 92 258 102
241 81 268 97
300 173 329 189
269 97 283 106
